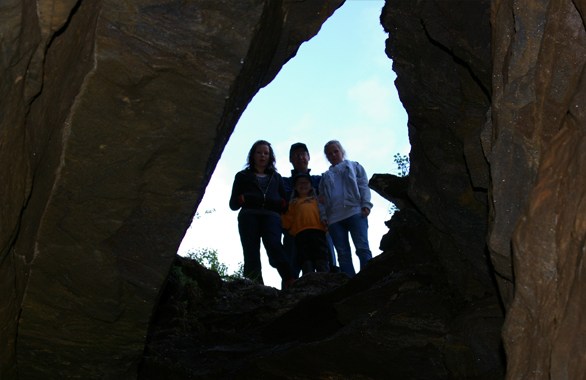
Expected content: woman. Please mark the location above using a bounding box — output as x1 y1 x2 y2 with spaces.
319 140 373 277
229 140 294 289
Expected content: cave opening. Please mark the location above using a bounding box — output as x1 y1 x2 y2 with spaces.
178 0 410 288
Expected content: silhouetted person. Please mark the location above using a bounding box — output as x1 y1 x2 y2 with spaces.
229 140 294 289
282 173 330 275
319 140 372 277
283 142 338 277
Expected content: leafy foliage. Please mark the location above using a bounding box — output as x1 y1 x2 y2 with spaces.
388 153 411 214
393 153 410 177
187 248 244 280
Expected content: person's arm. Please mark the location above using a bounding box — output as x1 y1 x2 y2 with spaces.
318 174 329 223
283 176 293 201
229 172 244 211
231 170 267 209
278 175 288 212
281 203 293 231
317 197 328 226
355 162 373 214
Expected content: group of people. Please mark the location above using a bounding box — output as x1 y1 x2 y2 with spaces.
229 139 373 289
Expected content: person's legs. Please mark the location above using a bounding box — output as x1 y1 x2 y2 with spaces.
347 213 372 270
328 220 356 277
315 259 329 272
295 230 311 275
296 229 330 274
283 230 301 279
301 260 314 275
306 229 330 273
325 232 339 273
261 214 293 284
238 212 263 284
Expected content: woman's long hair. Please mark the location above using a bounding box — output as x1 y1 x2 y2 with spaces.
246 140 277 173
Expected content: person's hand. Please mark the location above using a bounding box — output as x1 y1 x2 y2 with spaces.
361 207 370 217
238 194 245 205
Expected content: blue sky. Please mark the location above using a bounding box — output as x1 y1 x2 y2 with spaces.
179 0 410 288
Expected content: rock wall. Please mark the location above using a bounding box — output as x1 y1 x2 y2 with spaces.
0 0 342 377
388 0 586 376
383 0 493 301
2 0 586 378
491 0 586 377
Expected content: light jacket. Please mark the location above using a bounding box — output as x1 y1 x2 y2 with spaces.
319 160 373 221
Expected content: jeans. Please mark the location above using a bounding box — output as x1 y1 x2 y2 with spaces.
295 229 330 275
283 230 301 279
238 211 291 284
328 213 372 277
285 230 337 277
325 232 337 271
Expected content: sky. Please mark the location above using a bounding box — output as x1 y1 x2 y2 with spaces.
178 0 410 288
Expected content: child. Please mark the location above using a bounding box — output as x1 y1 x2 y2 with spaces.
319 140 372 277
281 173 330 275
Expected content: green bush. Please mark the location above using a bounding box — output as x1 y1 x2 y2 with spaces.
187 248 244 280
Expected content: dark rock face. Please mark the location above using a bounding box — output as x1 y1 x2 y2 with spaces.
139 3 505 374
1 0 584 378
0 0 343 378
142 248 504 379
492 0 586 378
383 0 493 302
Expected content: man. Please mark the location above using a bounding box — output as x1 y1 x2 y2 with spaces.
283 142 339 277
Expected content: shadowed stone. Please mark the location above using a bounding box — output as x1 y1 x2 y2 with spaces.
0 0 342 377
2 0 586 378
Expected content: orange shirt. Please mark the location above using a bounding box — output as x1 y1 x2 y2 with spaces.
281 196 326 236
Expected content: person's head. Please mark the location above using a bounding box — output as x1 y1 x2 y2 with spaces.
293 173 313 197
289 142 310 173
324 140 346 166
246 140 276 173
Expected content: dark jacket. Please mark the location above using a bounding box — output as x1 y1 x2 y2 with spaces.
229 168 287 214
